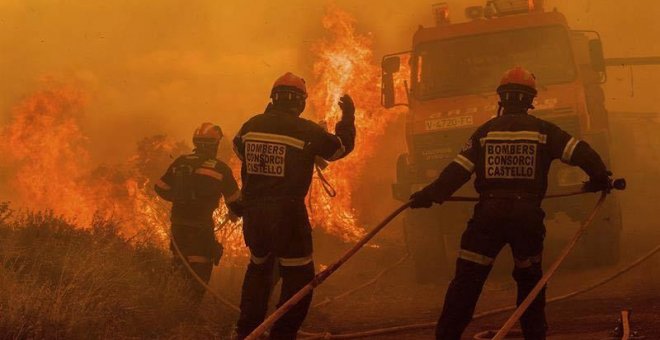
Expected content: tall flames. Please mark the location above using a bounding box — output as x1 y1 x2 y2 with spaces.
1 83 108 223
307 6 408 241
0 6 407 255
0 83 179 241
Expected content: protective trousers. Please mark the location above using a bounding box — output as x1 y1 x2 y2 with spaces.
236 198 314 340
171 224 219 304
435 199 547 340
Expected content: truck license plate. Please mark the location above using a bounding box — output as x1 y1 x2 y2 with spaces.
425 116 473 131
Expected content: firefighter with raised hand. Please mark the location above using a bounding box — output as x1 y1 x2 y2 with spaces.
154 123 241 303
409 66 613 340
233 72 355 340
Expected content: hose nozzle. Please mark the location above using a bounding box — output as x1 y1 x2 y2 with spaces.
612 178 626 191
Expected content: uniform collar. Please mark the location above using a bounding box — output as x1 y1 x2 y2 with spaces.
501 108 528 115
265 103 300 117
193 150 215 160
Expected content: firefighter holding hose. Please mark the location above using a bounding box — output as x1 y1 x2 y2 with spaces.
232 72 355 339
409 66 614 340
155 123 241 303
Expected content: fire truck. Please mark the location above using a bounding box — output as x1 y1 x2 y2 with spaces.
382 1 660 283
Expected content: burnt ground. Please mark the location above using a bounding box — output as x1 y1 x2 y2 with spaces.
211 231 659 340
293 232 660 340
214 202 660 339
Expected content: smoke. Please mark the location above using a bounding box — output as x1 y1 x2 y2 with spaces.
0 1 309 163
0 1 416 164
0 0 425 226
1 1 659 238
2 1 656 159
0 4 658 321
546 0 660 114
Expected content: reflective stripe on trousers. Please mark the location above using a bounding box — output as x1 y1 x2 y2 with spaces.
457 249 494 266
250 252 313 267
513 253 542 268
186 255 211 264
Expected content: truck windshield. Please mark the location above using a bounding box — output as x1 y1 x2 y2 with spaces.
413 26 576 99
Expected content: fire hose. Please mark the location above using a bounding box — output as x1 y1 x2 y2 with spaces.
311 253 410 310
491 191 608 339
244 202 412 340
245 179 626 340
168 228 241 313
315 164 337 198
297 245 660 340
156 216 660 340
165 180 627 338
312 209 415 310
298 240 659 339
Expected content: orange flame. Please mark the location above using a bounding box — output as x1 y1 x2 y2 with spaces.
2 83 99 222
1 82 174 242
0 6 407 256
307 6 407 242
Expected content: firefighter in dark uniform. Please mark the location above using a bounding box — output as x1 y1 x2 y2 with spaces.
155 122 241 303
409 67 614 340
233 72 356 339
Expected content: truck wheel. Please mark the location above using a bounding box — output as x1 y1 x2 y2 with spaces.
403 211 450 284
392 153 412 201
403 206 469 284
396 153 410 185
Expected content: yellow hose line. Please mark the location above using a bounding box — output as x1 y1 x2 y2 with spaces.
493 192 607 339
299 244 660 338
167 227 241 312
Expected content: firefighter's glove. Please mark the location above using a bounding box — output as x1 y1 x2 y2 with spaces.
409 190 434 209
583 171 613 193
338 94 355 122
227 200 244 218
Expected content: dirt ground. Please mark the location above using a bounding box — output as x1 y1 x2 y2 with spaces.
300 245 660 339
211 221 659 340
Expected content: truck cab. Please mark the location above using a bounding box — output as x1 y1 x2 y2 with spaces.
382 1 622 283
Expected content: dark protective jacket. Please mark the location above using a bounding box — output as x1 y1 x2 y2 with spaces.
421 110 608 202
154 153 240 227
233 106 355 201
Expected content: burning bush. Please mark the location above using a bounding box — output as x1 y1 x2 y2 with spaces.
0 5 409 261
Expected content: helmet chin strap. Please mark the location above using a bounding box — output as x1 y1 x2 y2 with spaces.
498 101 534 116
270 99 306 116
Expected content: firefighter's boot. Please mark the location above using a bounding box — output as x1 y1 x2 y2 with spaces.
269 261 315 340
236 255 276 338
513 261 547 340
435 259 492 339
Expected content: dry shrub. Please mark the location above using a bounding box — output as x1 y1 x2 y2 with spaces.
0 206 228 339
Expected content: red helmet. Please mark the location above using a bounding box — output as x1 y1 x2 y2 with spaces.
193 122 223 147
497 66 537 110
497 66 537 95
271 72 307 100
